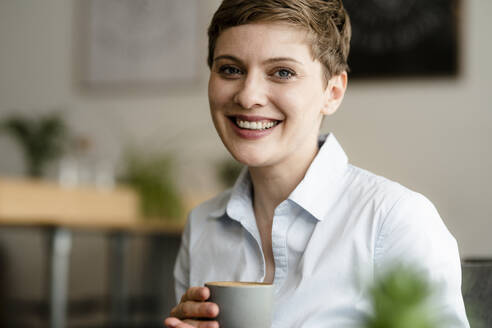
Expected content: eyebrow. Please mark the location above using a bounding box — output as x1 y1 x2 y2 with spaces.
213 55 302 65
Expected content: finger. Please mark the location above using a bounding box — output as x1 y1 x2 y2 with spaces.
165 317 219 328
164 317 188 328
181 287 210 302
183 319 219 328
171 301 219 319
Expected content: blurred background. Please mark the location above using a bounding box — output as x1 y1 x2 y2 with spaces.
0 0 490 327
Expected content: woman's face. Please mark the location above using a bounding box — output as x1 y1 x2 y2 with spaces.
208 22 345 170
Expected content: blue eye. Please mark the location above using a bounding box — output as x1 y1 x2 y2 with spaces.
218 65 243 76
274 68 295 80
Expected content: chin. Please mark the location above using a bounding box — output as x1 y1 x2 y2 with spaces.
218 127 280 168
227 147 270 168
237 154 278 169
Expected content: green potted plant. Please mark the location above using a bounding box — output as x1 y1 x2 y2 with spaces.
119 149 184 220
0 112 67 178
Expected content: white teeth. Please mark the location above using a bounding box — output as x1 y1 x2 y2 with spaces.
236 119 278 130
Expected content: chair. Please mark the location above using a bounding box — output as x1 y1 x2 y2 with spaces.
461 258 492 328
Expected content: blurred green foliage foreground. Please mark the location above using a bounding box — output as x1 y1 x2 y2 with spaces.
365 266 439 328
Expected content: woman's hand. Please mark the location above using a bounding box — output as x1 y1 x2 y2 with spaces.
164 286 220 328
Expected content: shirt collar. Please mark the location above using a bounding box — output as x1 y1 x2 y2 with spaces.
225 167 254 224
207 166 252 221
211 133 348 222
288 133 348 221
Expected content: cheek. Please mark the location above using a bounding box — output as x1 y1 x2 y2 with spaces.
273 86 301 111
208 79 232 112
208 78 218 108
274 85 323 119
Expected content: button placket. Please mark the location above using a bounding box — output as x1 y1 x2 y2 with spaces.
272 202 290 287
240 216 267 281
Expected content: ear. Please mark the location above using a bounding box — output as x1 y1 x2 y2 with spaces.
321 71 348 116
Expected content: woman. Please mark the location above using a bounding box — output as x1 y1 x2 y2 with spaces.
165 0 469 327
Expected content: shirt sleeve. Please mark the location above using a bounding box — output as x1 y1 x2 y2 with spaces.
173 214 192 304
374 191 470 328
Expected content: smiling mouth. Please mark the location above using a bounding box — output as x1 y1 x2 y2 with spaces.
229 116 281 131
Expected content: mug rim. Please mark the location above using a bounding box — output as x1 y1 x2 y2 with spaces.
205 281 273 287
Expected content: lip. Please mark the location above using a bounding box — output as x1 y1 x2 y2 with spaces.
228 115 281 140
232 114 281 122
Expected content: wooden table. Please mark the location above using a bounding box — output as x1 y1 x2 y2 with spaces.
0 216 185 328
0 177 186 328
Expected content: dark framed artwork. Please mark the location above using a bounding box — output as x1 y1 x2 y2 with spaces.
343 0 460 79
81 0 199 88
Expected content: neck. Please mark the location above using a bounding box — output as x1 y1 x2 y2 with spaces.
249 138 319 223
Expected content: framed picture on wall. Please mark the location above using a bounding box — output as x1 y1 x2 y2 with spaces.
81 0 199 88
343 0 460 79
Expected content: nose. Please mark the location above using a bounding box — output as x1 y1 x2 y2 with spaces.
233 71 268 110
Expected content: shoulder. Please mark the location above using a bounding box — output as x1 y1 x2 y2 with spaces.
354 170 459 269
345 164 447 230
341 164 453 242
343 164 414 217
376 187 452 243
342 167 460 269
346 164 407 194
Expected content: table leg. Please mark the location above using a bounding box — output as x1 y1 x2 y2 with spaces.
109 232 129 327
143 234 182 323
47 227 72 328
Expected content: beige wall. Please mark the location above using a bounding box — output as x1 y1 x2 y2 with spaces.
0 0 491 266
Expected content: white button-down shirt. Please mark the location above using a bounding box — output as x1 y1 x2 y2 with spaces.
174 134 469 328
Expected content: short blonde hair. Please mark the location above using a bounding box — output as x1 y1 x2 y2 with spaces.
207 0 351 79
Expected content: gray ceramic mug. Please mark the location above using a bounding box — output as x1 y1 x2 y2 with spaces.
205 281 274 328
